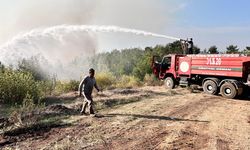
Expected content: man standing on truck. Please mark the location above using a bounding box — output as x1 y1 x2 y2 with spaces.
187 38 193 54
78 68 100 116
180 39 188 54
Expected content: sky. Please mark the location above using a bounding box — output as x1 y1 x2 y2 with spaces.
173 0 250 51
0 0 250 52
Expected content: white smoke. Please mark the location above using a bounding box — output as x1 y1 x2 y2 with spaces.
0 25 97 79
0 26 96 65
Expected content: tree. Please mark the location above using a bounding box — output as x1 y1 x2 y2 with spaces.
242 46 250 55
208 46 219 54
90 48 144 76
18 57 47 81
226 45 239 54
132 47 153 80
91 40 202 80
193 46 201 54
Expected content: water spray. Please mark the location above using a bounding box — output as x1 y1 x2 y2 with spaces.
0 25 181 79
0 25 181 51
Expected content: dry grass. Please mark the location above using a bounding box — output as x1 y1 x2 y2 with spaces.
96 72 142 89
116 75 141 88
143 74 163 86
95 72 116 90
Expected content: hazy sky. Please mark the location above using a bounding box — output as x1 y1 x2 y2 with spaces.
0 0 250 52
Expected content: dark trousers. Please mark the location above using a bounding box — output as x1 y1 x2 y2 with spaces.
81 93 94 114
188 48 193 54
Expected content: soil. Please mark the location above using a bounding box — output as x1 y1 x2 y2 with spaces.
1 86 250 150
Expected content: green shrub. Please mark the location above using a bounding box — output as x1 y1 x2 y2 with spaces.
95 72 116 90
64 80 79 91
37 80 55 96
54 80 79 95
0 69 42 104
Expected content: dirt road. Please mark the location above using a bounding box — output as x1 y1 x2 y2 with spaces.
1 86 250 150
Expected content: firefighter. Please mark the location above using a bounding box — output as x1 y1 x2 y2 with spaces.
78 68 100 116
180 39 188 54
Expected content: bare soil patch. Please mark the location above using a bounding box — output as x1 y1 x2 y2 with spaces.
1 86 250 150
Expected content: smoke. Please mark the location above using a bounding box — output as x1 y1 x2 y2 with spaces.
0 0 175 45
91 0 169 32
0 26 97 79
0 0 180 79
0 0 96 44
0 26 96 63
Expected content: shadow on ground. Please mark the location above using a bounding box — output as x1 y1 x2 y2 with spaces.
0 122 71 147
43 95 78 106
101 113 209 123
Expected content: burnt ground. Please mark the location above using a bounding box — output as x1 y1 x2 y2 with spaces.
0 86 250 150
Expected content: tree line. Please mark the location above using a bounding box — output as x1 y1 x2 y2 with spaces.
90 41 250 80
202 45 250 54
0 40 249 105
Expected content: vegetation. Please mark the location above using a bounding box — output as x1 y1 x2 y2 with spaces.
91 48 144 76
143 74 163 86
91 41 200 81
95 72 141 89
54 80 79 95
226 45 239 54
242 46 250 55
116 75 141 88
0 40 249 107
95 72 116 89
8 94 45 127
208 45 219 54
18 56 48 81
0 62 78 105
0 68 42 104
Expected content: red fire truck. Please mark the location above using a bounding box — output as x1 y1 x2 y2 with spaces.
152 54 250 99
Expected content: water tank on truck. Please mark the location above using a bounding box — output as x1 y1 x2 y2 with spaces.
151 53 250 99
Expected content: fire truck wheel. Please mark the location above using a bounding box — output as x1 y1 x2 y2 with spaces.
203 80 218 95
164 77 175 89
220 82 237 99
